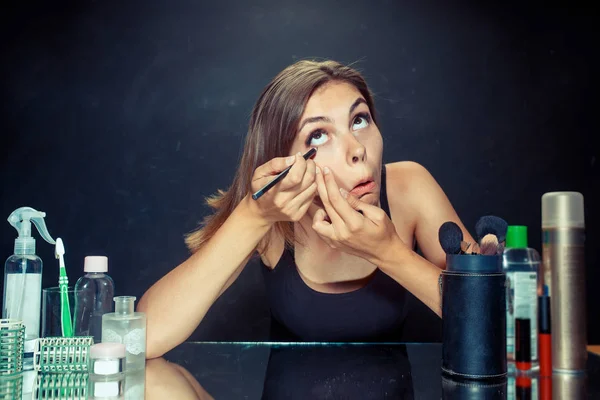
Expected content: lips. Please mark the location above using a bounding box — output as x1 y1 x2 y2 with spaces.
350 180 376 197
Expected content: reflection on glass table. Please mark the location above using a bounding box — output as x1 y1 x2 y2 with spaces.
1 368 145 400
3 342 598 399
153 342 599 399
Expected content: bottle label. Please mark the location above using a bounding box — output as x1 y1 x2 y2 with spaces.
506 271 538 360
3 274 41 338
102 328 146 355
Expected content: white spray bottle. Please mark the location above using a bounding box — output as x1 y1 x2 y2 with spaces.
3 207 56 368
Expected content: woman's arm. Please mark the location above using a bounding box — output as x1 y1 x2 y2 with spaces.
378 240 443 317
138 195 273 359
138 153 317 358
387 161 475 269
378 162 477 316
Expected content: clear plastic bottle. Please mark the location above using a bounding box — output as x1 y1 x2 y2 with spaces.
503 225 540 366
3 207 56 369
74 256 115 343
102 296 146 372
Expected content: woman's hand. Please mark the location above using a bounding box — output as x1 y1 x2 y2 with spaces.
246 152 317 223
312 166 408 266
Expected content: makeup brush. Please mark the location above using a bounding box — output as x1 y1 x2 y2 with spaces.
475 216 508 255
461 241 478 254
479 234 500 256
438 221 463 255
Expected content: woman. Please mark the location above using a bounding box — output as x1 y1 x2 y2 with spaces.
138 60 474 358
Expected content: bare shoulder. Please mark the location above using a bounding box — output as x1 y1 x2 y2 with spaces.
385 160 452 216
381 161 434 236
385 161 437 205
385 160 431 180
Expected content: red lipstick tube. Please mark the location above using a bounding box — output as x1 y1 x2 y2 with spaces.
539 285 552 376
516 318 531 371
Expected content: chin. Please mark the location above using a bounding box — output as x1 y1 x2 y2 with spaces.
359 192 379 206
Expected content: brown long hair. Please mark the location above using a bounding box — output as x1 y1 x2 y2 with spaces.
185 59 378 253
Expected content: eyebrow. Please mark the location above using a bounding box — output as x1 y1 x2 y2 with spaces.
298 97 367 132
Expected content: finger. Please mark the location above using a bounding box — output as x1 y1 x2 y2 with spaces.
286 181 318 212
322 167 363 228
312 208 337 244
294 192 318 222
342 191 387 226
254 155 296 178
315 166 345 227
280 152 308 191
298 159 317 192
287 158 316 195
312 207 329 226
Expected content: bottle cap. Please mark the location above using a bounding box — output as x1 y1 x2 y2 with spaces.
506 226 528 248
542 192 585 229
84 256 108 273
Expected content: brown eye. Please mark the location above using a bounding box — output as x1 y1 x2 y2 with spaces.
305 129 329 147
352 113 371 130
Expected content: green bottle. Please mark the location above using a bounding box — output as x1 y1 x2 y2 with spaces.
502 225 540 365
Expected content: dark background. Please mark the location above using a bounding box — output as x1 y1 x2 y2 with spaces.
1 1 597 343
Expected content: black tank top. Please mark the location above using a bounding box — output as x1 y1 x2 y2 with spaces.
260 165 409 341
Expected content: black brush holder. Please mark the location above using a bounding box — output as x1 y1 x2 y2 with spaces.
441 254 507 381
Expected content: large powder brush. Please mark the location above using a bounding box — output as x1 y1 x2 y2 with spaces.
475 216 508 255
438 221 463 255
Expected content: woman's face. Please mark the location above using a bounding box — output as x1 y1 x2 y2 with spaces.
289 81 384 206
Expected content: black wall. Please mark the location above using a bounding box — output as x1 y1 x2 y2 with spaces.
1 1 597 343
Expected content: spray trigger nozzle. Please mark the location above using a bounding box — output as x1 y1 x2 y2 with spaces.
8 206 56 255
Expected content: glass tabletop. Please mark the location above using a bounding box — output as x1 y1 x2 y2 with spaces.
5 342 599 399
157 342 599 399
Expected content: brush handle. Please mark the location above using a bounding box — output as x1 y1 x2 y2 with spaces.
252 148 317 200
59 274 73 337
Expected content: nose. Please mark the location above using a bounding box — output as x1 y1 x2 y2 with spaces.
348 136 366 164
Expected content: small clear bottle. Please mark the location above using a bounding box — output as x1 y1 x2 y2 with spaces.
101 297 146 372
74 256 115 343
503 225 540 367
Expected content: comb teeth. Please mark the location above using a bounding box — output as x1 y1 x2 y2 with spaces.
0 319 25 376
34 337 94 373
35 372 88 400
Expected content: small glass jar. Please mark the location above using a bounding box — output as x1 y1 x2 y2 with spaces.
88 343 126 399
88 373 125 399
90 342 126 376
